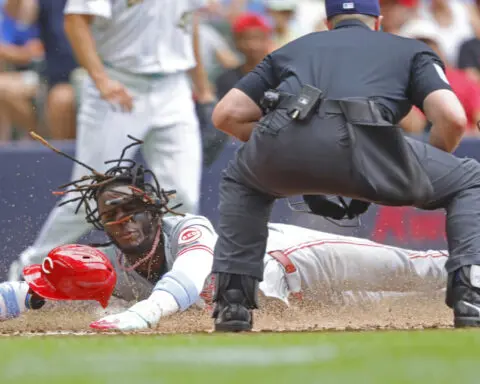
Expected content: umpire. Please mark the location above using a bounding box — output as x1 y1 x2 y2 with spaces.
210 0 480 332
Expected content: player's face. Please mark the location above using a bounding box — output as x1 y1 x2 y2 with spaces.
97 186 155 251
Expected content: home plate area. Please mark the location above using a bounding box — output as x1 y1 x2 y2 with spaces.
0 292 452 336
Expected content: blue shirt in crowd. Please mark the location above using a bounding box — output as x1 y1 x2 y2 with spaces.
37 0 77 87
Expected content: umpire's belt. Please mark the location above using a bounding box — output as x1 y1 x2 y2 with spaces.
276 93 392 127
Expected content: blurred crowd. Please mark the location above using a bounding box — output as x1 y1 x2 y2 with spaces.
2 0 480 143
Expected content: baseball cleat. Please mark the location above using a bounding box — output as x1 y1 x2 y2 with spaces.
447 265 480 328
213 289 253 332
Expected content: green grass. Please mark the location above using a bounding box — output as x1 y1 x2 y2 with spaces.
1 329 480 384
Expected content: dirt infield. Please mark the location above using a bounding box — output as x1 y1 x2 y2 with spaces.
0 292 453 336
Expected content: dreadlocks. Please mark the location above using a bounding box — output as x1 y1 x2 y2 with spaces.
30 132 183 231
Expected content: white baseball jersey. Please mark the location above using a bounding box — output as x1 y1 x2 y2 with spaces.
64 0 207 73
101 214 215 304
99 215 448 309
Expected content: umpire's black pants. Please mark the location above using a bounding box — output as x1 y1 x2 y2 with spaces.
211 107 480 281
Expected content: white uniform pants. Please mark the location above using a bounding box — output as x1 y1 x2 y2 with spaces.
259 224 448 305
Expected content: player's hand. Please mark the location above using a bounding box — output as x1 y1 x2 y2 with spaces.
90 297 164 331
90 291 178 331
195 88 216 105
90 309 150 331
95 76 133 112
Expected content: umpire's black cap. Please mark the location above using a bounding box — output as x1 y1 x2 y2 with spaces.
325 0 381 19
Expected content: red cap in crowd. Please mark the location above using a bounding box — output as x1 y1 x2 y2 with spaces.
397 0 418 7
232 13 272 34
380 0 418 7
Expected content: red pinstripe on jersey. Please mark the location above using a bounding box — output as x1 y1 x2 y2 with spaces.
177 244 213 258
280 239 447 260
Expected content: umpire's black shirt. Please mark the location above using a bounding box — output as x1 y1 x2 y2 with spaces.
234 19 452 124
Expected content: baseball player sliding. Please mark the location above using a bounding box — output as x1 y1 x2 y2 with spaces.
8 0 215 281
0 137 448 330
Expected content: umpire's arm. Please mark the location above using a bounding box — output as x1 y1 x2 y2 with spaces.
212 54 278 142
409 51 467 152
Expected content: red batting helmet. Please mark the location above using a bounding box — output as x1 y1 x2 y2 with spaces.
23 244 117 308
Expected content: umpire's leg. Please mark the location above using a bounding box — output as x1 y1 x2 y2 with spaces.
210 111 360 332
406 138 480 327
213 169 276 280
211 162 276 332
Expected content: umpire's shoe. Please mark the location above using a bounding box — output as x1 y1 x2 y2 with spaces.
447 265 480 328
212 273 258 332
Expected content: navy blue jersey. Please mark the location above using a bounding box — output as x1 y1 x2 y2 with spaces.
235 19 452 124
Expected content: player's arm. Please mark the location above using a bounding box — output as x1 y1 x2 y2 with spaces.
189 12 216 103
408 50 467 152
212 54 278 142
215 46 240 70
205 21 240 69
150 224 214 311
90 223 215 331
63 0 132 111
0 282 45 321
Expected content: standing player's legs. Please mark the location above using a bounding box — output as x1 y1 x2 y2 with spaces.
143 72 202 214
142 123 202 215
8 79 147 280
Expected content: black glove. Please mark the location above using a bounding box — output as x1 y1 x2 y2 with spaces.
26 288 46 310
196 101 216 128
196 101 229 167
